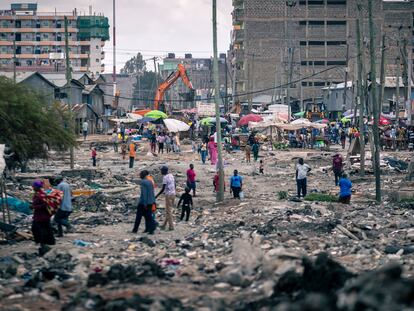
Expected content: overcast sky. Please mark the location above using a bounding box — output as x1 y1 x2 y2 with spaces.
3 0 233 72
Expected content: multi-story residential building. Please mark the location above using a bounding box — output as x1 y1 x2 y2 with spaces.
158 53 229 111
229 0 414 113
0 3 109 75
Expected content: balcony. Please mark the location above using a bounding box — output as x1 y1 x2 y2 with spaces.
232 8 244 22
101 51 105 59
233 29 244 43
232 48 244 62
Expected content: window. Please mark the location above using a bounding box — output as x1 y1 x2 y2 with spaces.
299 21 307 25
327 41 346 45
36 34 41 41
96 59 99 62
302 82 308 86
314 61 325 65
299 0 306 4
308 21 324 25
327 60 346 65
327 0 346 4
301 61 308 65
309 41 325 45
308 0 324 5
327 21 346 25
314 82 325 86
300 41 307 46
336 93 338 99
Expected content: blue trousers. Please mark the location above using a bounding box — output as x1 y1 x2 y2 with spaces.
296 178 307 197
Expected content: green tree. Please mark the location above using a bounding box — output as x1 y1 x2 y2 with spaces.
120 52 146 75
0 76 76 170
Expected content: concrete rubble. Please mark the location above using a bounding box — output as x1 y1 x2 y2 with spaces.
1 137 414 310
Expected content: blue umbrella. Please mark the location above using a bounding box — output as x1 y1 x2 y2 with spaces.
137 117 156 123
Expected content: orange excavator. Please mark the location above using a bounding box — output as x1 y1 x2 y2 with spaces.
154 63 194 112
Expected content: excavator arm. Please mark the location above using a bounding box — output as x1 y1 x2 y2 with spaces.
154 63 194 111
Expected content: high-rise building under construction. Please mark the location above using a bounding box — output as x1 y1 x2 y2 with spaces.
0 3 109 75
229 0 414 112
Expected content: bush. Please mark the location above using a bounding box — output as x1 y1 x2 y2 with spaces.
278 191 288 200
304 193 338 202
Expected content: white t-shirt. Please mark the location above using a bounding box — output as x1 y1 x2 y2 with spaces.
163 173 176 196
296 163 310 180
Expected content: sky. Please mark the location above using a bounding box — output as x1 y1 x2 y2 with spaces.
2 0 233 72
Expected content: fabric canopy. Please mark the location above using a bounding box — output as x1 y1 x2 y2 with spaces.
293 111 306 117
132 109 152 116
200 117 228 126
163 118 190 132
238 114 263 126
126 113 143 121
144 110 168 119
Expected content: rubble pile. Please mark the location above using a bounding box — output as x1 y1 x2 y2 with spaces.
1 140 414 309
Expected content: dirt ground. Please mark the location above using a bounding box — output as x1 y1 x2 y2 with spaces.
1 135 414 310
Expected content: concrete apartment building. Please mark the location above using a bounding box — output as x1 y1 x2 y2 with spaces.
0 3 109 75
159 53 229 111
229 0 414 112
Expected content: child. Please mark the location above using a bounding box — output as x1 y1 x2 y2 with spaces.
177 187 193 221
91 148 97 167
259 160 264 174
186 164 197 197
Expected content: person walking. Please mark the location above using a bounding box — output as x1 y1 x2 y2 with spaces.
157 133 165 154
245 144 251 163
112 132 119 153
177 187 193 222
213 171 225 193
129 141 136 169
186 164 197 197
91 148 97 167
259 160 264 174
82 120 89 141
340 130 346 150
200 140 208 164
296 158 311 198
132 170 156 234
208 136 218 165
338 173 352 204
165 134 172 153
31 180 55 256
120 122 126 142
150 132 157 153
54 176 73 237
332 153 344 186
156 166 176 231
230 170 243 199
121 141 127 160
252 141 260 162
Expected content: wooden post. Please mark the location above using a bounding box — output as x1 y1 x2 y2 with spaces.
368 0 381 202
378 35 386 114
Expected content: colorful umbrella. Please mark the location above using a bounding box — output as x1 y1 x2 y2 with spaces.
200 117 227 126
163 118 190 132
315 118 329 124
341 117 351 123
379 116 390 125
238 114 263 126
293 111 306 117
144 110 168 119
131 109 152 116
137 117 156 124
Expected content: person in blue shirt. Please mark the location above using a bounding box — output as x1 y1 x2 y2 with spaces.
54 176 73 237
338 173 352 204
230 170 243 199
132 170 156 234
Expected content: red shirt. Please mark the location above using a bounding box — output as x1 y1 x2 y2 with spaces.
92 149 97 157
32 191 51 222
187 169 196 183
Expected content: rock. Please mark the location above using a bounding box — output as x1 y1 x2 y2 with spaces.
186 251 198 259
214 282 231 291
220 268 246 287
139 236 156 247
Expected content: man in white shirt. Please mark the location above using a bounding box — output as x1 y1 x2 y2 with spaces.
156 166 176 231
82 121 89 140
296 158 311 198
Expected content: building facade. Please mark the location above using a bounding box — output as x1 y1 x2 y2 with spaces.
0 3 109 75
229 0 414 111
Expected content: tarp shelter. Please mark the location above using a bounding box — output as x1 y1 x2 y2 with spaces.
109 118 137 124
163 119 190 132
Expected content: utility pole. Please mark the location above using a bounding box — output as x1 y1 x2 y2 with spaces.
368 0 381 202
64 16 74 169
356 17 365 176
13 34 16 83
396 56 400 123
112 0 117 115
247 53 255 112
378 35 386 114
224 54 228 113
212 0 224 202
153 57 159 87
401 38 409 122
287 47 295 119
408 48 412 125
342 42 349 113
231 55 237 109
